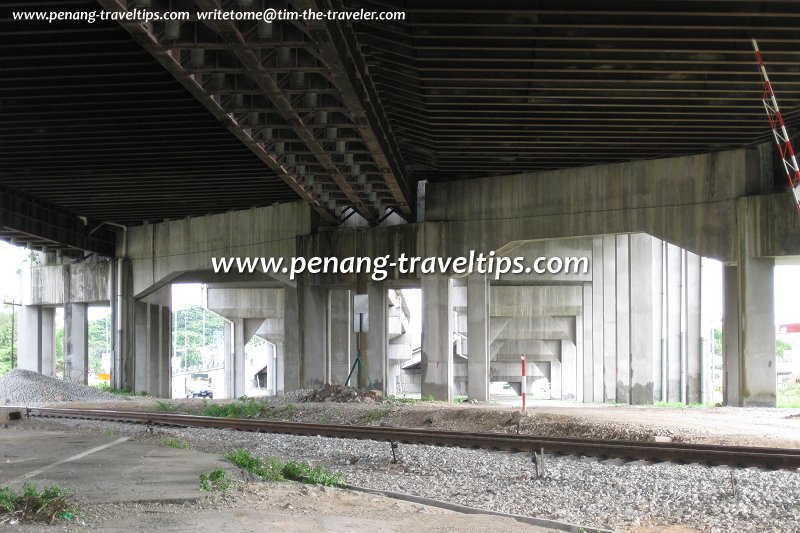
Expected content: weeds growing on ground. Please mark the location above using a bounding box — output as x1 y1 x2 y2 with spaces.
0 483 76 525
200 397 265 418
155 401 177 412
225 449 345 487
199 468 231 492
94 384 135 396
420 394 435 402
161 437 190 449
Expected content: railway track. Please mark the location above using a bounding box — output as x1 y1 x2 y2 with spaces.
16 406 800 471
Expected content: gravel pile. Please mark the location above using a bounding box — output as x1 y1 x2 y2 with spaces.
53 419 800 532
0 369 122 404
302 384 383 404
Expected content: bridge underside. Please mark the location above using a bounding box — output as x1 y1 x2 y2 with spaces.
4 2 800 406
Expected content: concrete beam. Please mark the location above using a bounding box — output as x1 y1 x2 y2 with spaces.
0 188 115 256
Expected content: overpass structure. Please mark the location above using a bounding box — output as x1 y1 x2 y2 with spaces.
4 1 800 406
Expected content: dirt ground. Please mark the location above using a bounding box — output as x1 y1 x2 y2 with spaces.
13 479 556 532
53 396 800 448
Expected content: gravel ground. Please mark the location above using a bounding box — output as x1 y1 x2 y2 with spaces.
0 369 126 405
34 418 800 532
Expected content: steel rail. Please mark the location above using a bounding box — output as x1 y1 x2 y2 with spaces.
18 407 800 471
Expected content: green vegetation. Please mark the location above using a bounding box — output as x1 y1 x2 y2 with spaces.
161 437 190 449
453 395 468 404
778 381 800 408
0 311 18 376
385 395 417 406
199 397 265 418
95 384 135 396
199 468 231 492
173 305 225 368
155 401 177 412
420 394 435 402
777 339 792 360
363 405 393 422
0 483 76 524
652 401 714 408
225 449 345 488
105 428 115 437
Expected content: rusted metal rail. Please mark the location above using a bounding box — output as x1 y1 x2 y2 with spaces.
17 406 800 471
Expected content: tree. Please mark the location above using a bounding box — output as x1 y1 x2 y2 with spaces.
0 311 18 375
777 339 792 360
172 306 225 369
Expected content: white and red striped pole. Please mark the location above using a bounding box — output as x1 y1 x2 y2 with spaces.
521 355 527 412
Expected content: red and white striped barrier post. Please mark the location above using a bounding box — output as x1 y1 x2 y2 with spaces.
521 355 527 412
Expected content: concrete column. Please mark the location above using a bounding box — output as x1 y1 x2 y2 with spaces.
118 259 134 391
421 274 452 401
686 252 703 404
301 286 327 389
223 320 234 397
629 234 656 404
467 274 490 401
64 303 88 384
602 235 617 402
551 358 562 400
722 266 740 406
232 318 247 398
560 339 577 400
328 289 351 385
581 283 593 402
132 290 171 397
366 283 387 392
274 339 285 394
133 300 149 394
591 237 604 402
19 305 56 375
615 235 631 403
665 243 682 403
283 286 301 392
724 199 776 406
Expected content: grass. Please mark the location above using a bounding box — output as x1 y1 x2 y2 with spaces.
420 394 435 402
199 468 230 492
0 483 76 525
778 381 800 408
94 384 134 396
155 401 177 412
161 437 190 449
652 401 714 409
105 428 114 437
225 449 345 488
363 405 393 422
199 397 265 418
384 395 417 406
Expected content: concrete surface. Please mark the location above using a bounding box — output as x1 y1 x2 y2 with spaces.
0 428 230 503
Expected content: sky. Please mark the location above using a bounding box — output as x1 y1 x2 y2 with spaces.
0 240 798 327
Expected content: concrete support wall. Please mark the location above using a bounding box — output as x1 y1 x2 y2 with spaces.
131 288 171 397
302 286 327 390
421 274 452 401
64 303 88 384
723 199 777 406
19 305 56 376
467 274 490 401
366 283 387 392
283 286 301 391
328 289 352 385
